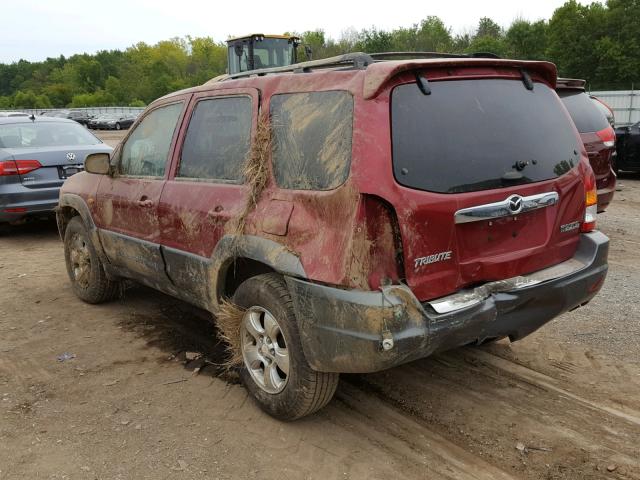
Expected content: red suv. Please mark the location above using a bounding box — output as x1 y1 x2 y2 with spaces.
556 78 617 212
57 53 609 420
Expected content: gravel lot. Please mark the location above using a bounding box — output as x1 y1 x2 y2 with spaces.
0 130 638 479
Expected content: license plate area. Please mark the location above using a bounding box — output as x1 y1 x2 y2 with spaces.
58 164 84 179
456 208 548 262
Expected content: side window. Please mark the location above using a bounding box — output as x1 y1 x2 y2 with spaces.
178 97 252 181
271 91 353 190
120 102 183 177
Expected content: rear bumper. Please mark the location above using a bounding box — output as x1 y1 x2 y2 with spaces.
596 167 616 212
0 185 60 222
286 232 609 373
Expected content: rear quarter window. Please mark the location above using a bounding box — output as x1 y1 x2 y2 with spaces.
270 91 353 190
558 90 610 133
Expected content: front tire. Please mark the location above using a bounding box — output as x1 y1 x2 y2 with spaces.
63 216 119 304
115 122 121 130
232 274 339 420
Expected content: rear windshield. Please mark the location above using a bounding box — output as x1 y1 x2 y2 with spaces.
0 121 101 149
391 78 581 194
558 90 610 133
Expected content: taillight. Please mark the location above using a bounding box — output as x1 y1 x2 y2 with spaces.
595 126 616 148
0 159 42 176
582 169 597 232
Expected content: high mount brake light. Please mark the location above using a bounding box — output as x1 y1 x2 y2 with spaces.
582 169 597 233
595 126 616 148
0 159 42 176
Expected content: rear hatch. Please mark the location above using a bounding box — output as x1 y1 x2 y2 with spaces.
0 121 108 189
389 70 588 301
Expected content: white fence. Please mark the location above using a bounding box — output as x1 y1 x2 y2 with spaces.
590 89 639 126
4 106 145 116
4 92 639 127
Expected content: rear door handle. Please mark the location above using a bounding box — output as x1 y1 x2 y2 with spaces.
137 196 154 208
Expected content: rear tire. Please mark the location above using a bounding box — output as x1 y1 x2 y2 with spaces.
115 122 121 130
232 273 339 420
63 216 119 304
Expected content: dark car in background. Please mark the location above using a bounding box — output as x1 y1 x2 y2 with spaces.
615 121 640 173
556 78 617 212
88 113 136 130
67 110 94 127
41 110 94 126
41 110 71 118
0 116 112 225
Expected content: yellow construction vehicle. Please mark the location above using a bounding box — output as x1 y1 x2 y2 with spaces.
226 34 302 74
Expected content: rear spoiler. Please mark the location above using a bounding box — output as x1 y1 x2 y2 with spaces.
555 77 586 90
363 59 558 99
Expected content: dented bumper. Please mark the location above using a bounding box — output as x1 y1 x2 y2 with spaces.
285 231 609 373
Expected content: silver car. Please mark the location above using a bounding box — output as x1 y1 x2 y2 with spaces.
0 116 112 224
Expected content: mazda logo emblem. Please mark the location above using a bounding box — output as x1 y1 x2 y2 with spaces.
508 195 523 214
66 152 76 162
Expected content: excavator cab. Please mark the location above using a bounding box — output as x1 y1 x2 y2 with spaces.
227 34 300 74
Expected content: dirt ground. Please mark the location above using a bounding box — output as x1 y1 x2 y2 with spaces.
0 130 639 479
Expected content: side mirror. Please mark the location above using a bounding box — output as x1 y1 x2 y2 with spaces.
84 152 111 175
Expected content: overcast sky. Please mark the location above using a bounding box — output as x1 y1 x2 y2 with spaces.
1 0 574 63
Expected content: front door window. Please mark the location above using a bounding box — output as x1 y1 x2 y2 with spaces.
120 102 183 177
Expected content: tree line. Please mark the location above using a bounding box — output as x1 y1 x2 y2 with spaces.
0 0 637 110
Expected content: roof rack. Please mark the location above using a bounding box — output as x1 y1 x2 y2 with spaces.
368 51 501 60
222 52 375 80
205 50 502 85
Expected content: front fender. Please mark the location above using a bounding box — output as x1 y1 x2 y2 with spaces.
57 193 107 262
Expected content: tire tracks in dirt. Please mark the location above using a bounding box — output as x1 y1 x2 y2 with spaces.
340 348 640 479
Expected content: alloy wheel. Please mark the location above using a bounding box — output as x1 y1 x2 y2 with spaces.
69 233 91 288
240 306 290 394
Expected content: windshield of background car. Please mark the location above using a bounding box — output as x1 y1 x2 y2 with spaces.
558 90 610 133
253 38 294 69
391 78 581 194
0 121 101 148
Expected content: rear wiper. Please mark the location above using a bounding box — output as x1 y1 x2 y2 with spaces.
520 68 534 91
415 73 431 95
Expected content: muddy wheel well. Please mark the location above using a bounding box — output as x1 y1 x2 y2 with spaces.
222 258 276 300
56 206 80 237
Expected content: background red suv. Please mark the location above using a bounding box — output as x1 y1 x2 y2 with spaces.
556 78 617 212
57 54 609 420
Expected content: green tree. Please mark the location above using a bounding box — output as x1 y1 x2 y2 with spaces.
546 1 608 80
505 19 549 59
356 28 394 53
476 17 503 39
69 90 116 107
13 90 51 108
